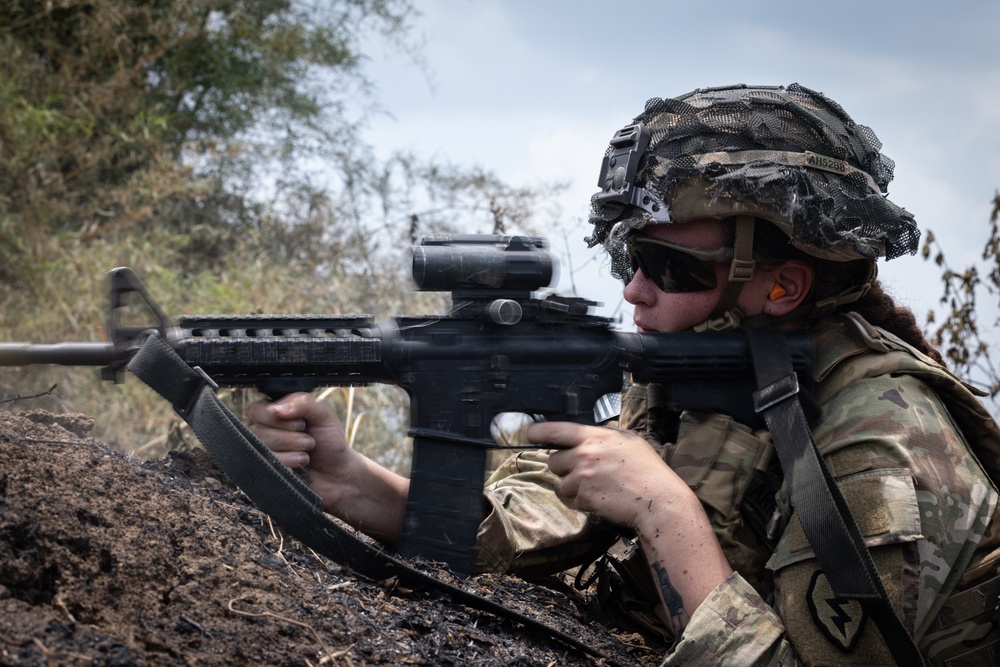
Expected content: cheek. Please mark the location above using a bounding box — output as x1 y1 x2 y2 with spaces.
643 291 724 332
674 293 722 328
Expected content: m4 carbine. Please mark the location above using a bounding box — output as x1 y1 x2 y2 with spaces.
0 234 812 575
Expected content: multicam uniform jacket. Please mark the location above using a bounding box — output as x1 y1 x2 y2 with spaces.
475 312 1000 666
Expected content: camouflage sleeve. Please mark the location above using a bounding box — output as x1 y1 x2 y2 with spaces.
661 572 797 666
765 370 997 663
474 449 612 575
662 370 995 665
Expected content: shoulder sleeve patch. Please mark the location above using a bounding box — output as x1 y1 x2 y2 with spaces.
807 569 868 652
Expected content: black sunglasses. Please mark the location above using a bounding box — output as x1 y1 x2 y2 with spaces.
627 235 734 293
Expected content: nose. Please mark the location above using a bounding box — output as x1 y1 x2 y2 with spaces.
623 268 656 306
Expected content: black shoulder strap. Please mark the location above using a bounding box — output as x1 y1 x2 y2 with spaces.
126 333 626 666
745 328 924 666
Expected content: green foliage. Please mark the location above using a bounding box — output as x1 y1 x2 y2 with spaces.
0 0 417 286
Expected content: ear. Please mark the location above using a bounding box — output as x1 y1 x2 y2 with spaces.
762 260 813 317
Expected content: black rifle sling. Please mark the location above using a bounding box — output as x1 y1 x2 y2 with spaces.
744 328 924 666
127 333 623 666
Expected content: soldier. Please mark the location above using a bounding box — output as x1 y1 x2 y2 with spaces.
250 84 1000 665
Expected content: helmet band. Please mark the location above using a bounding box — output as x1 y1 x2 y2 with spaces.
691 150 883 195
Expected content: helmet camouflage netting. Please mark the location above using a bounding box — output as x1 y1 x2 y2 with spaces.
588 83 920 283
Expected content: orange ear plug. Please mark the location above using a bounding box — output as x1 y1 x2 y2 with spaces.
769 283 787 301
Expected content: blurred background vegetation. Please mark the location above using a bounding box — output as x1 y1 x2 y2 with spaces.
921 192 1000 406
0 0 560 472
2 0 999 472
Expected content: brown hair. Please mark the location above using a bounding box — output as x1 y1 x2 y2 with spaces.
738 219 945 365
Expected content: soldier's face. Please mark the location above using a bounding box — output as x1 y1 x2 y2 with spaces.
624 219 757 333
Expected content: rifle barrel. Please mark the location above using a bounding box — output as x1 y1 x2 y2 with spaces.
0 342 120 366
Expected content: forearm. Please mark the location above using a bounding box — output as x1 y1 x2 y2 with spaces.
313 454 409 546
636 491 733 635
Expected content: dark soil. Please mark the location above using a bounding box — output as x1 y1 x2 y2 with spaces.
0 408 658 666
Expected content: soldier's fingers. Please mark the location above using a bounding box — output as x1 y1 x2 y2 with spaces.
250 422 316 453
247 394 315 431
272 449 310 470
525 421 596 448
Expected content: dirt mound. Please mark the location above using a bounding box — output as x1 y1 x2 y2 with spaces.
0 408 656 666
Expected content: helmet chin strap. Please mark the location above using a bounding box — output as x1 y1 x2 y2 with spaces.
697 250 879 332
693 215 756 333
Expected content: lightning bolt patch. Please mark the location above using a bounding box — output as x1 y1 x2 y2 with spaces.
806 569 868 652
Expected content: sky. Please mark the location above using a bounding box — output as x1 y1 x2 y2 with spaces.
354 0 1000 340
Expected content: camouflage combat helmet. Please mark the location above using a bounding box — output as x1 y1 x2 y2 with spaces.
588 83 920 327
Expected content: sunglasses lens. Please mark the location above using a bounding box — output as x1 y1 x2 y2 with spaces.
629 241 719 292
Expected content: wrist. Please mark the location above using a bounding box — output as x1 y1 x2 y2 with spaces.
319 452 408 544
314 447 369 511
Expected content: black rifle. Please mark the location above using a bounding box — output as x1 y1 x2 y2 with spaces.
0 234 812 576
